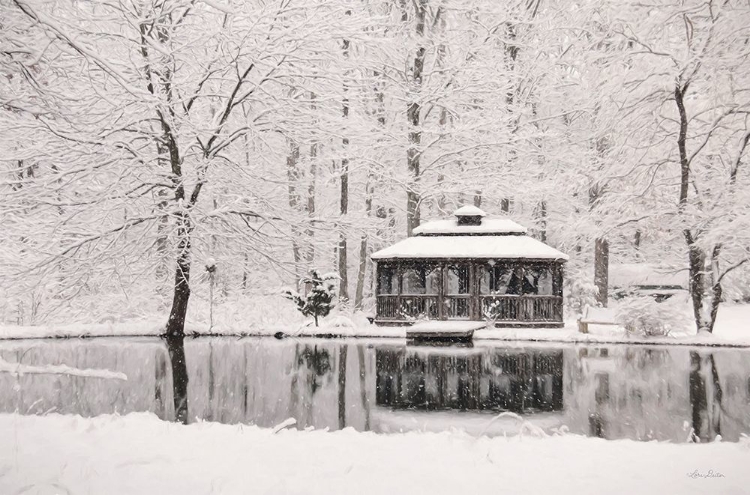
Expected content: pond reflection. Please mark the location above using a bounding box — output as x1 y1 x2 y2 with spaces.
165 335 189 425
376 348 563 412
0 337 749 442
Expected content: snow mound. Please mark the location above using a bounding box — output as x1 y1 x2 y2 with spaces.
1 413 749 494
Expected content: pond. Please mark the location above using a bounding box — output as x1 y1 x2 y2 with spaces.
1 337 749 443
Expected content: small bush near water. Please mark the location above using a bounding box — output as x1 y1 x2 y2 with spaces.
615 296 692 337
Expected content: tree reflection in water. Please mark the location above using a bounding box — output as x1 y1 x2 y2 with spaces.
338 345 348 429
290 344 333 427
689 351 723 442
165 335 189 424
1 339 749 442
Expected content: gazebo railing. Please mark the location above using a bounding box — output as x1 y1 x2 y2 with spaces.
376 295 400 319
376 294 563 323
445 295 471 319
480 295 562 322
376 295 439 320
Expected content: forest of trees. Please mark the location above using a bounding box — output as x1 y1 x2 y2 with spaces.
1 0 749 335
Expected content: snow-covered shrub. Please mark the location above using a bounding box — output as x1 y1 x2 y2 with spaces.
321 315 356 336
565 269 599 316
282 270 338 327
615 296 692 337
721 267 750 302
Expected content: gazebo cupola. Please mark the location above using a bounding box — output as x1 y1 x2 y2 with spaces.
454 205 486 226
371 207 568 328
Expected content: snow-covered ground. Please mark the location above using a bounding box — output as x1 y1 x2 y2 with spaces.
0 303 748 347
473 303 750 346
0 412 748 495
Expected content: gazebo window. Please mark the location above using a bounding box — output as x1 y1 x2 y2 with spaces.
446 264 470 294
526 266 554 296
485 266 552 296
446 264 470 319
377 265 399 295
402 265 440 295
505 268 535 295
480 264 514 294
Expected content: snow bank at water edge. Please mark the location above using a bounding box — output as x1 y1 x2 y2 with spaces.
0 304 748 347
0 358 127 380
0 413 748 495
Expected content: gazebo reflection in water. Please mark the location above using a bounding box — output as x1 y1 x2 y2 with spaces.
375 346 564 413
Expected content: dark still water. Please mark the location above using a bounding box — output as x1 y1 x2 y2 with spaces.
1 337 749 442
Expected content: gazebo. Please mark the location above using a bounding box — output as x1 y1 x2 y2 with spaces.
371 206 568 328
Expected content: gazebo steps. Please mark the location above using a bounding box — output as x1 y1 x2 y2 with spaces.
406 321 486 341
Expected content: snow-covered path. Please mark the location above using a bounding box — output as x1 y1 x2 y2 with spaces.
0 413 748 494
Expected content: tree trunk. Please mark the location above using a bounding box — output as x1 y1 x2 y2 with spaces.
306 93 318 273
140 18 194 338
338 33 351 301
537 200 547 243
154 138 170 294
163 115 190 337
354 171 372 311
338 205 349 302
355 68 385 310
406 0 427 237
155 187 170 293
241 252 248 290
685 233 707 329
165 211 192 337
354 234 368 311
675 83 716 333
594 237 609 307
287 138 303 286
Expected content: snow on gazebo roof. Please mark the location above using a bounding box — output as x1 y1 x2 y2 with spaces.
371 232 569 260
413 217 527 236
453 205 487 217
372 208 568 261
412 206 527 236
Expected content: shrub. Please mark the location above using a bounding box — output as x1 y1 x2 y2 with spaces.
615 296 691 337
565 269 599 316
282 270 338 327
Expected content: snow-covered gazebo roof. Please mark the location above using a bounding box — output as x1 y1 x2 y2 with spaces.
453 205 487 217
413 217 527 236
372 208 568 261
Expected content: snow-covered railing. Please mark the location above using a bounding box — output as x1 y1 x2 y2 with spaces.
377 295 439 320
376 294 563 324
480 295 562 322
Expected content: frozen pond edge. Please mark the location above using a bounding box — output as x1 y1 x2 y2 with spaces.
0 328 749 348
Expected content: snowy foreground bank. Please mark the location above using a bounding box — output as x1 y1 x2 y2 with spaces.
0 413 748 495
1 304 748 347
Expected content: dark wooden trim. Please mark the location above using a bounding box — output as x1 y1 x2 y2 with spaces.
437 264 445 319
